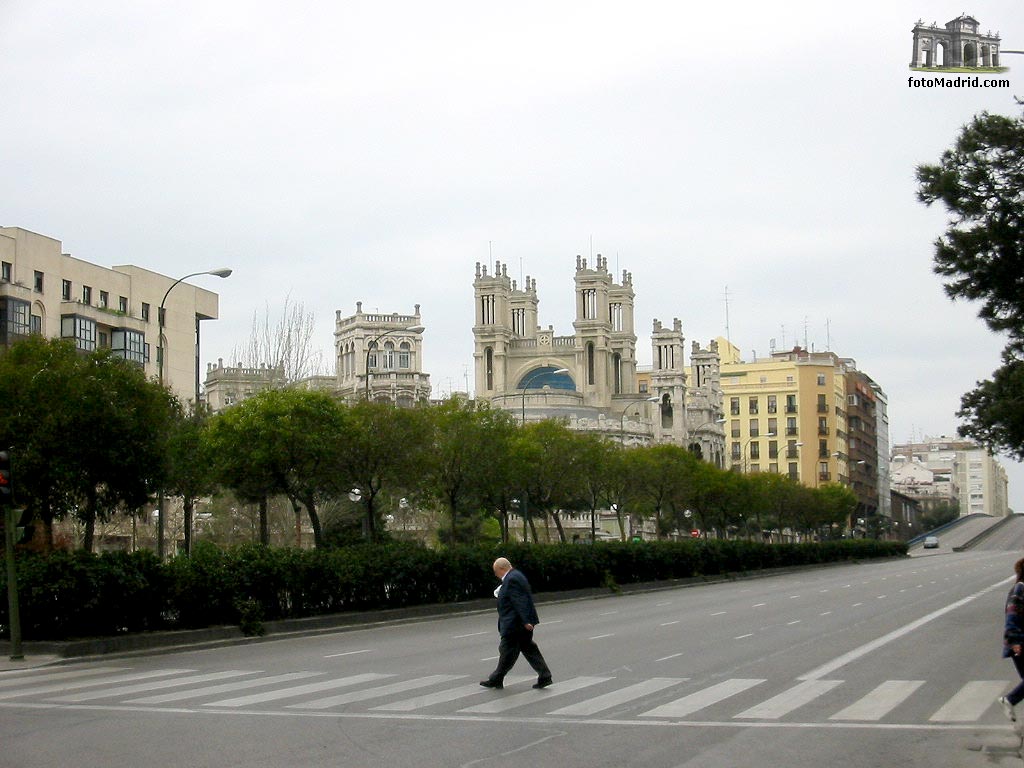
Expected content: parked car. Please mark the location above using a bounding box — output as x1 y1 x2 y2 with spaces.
923 535 939 549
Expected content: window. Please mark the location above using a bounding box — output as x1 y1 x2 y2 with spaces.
786 417 798 436
511 308 525 336
485 348 493 390
383 341 395 369
768 440 779 459
731 442 741 460
610 302 623 331
587 342 595 385
0 298 31 341
730 420 741 438
141 302 150 321
1 262 11 282
99 290 108 309
480 294 495 325
62 279 72 300
582 289 597 319
82 285 92 305
638 382 648 394
34 271 43 292
767 418 777 436
399 342 411 369
612 353 622 394
750 442 760 460
817 394 827 413
112 329 146 364
730 397 740 416
817 373 826 386
367 341 378 369
767 395 777 414
748 396 759 414
786 394 798 413
119 296 128 313
30 314 41 334
749 419 760 437
61 314 97 351
818 417 828 435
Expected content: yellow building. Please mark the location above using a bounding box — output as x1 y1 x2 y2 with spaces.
717 339 850 487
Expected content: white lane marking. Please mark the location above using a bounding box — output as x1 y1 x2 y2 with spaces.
830 680 924 721
930 681 1008 722
0 669 193 700
789 596 801 600
460 676 611 714
640 679 766 718
819 612 832 617
656 602 673 607
735 679 842 720
734 634 754 640
49 671 257 703
656 653 684 662
752 603 767 608
799 576 1011 681
852 603 864 608
589 634 614 640
205 673 391 707
549 678 687 716
711 611 727 617
452 632 488 639
661 621 680 627
599 611 619 616
291 675 464 710
373 675 533 711
0 667 130 689
325 649 373 658
127 672 322 704
787 621 801 626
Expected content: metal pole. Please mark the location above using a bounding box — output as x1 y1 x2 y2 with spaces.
5 505 23 661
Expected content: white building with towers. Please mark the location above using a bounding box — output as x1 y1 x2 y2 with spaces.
472 255 725 459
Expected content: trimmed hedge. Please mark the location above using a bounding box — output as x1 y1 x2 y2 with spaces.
0 538 906 641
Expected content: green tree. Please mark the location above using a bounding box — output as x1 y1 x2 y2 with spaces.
165 406 217 556
338 401 432 542
0 337 178 552
917 107 1024 455
425 396 517 545
630 443 693 539
517 420 587 543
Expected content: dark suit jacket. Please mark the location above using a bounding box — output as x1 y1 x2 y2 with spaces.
496 569 540 637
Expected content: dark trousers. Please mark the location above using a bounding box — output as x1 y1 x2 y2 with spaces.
1008 653 1024 705
488 627 551 682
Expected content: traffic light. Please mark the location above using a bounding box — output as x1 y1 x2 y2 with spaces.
0 450 11 505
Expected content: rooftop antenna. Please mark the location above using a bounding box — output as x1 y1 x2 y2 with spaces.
781 324 787 349
724 285 732 345
826 318 832 351
803 316 809 349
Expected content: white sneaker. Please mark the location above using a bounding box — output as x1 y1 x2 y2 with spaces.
999 695 1016 722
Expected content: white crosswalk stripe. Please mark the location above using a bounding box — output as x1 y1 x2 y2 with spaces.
50 670 258 703
289 675 465 710
0 667 129 689
127 672 323 704
734 679 842 720
204 673 392 708
372 675 533 712
0 669 194 700
929 681 1007 722
640 678 767 719
459 676 611 714
548 678 687 716
830 680 924 721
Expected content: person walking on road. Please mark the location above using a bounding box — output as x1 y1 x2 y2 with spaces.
999 557 1024 722
480 557 552 690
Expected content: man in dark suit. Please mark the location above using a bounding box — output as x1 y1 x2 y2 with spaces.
480 557 552 690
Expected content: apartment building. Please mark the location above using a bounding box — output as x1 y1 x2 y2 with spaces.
891 436 1010 517
0 227 223 405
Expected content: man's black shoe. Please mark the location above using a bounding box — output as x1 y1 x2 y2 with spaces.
532 678 553 689
479 679 503 689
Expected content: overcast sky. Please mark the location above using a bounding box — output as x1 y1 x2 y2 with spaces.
3 1 1023 508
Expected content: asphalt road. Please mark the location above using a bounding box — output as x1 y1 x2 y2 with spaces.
3 550 1024 768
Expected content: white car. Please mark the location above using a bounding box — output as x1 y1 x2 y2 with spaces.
923 536 939 549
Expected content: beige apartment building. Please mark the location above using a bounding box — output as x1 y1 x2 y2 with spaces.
0 227 224 405
891 437 1010 517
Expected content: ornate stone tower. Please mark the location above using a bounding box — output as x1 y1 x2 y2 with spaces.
649 317 688 444
687 339 725 467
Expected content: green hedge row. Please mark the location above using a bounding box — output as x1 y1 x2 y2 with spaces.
0 539 906 641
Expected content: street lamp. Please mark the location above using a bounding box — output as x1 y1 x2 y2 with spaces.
364 325 425 400
520 367 569 424
741 432 775 472
157 267 232 561
618 396 660 442
689 416 726 466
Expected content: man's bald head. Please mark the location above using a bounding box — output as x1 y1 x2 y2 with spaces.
493 558 512 578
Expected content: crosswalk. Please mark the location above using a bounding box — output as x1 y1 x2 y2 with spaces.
0 665 1015 727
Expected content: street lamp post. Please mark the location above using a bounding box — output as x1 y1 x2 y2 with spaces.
157 267 232 560
741 432 776 472
618 396 660 443
520 367 569 424
689 416 726 466
364 325 426 401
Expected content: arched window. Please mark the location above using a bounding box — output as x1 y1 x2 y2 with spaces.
661 393 673 428
383 341 395 369
485 347 494 390
612 352 622 394
587 342 595 385
399 341 411 369
367 341 378 370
